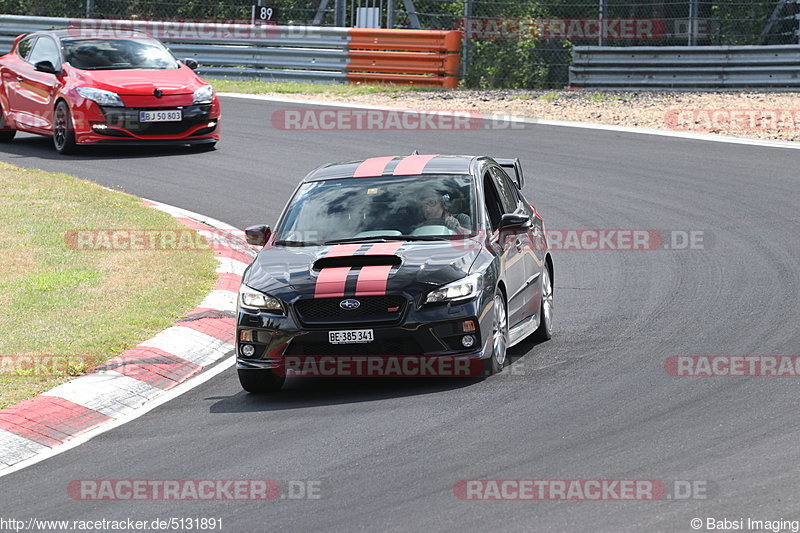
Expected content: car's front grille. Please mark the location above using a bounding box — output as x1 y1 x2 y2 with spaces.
99 104 213 136
284 337 422 356
294 295 407 326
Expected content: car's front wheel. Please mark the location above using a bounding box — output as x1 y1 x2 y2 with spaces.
484 288 508 376
238 368 285 393
53 101 76 154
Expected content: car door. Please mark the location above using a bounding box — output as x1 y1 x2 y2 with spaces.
13 35 62 130
3 35 36 119
490 166 538 326
500 168 546 319
484 167 528 328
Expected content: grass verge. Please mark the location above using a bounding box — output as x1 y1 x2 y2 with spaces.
0 163 217 408
210 79 440 96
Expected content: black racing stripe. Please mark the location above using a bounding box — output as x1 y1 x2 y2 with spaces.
382 157 404 176
343 267 362 296
352 244 374 256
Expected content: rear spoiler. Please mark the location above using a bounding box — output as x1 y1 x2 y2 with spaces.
495 158 524 189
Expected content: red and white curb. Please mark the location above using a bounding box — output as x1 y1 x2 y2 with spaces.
0 199 255 475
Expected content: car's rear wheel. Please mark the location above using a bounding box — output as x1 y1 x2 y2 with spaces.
238 369 285 393
532 265 553 341
484 289 508 376
53 101 76 154
0 106 16 142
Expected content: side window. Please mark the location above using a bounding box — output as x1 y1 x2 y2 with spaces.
16 37 36 60
482 172 504 231
27 37 60 66
490 167 519 214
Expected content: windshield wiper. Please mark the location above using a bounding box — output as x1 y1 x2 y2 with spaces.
275 240 320 247
396 235 450 241
324 235 448 245
323 236 397 245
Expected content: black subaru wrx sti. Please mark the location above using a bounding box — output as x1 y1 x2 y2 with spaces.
236 154 554 392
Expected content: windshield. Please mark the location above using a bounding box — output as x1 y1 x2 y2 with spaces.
275 175 477 245
62 38 179 70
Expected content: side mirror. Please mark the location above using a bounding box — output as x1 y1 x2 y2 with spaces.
183 58 199 70
499 213 530 230
34 60 59 75
245 224 271 246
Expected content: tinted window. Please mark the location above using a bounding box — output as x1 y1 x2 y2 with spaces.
62 38 179 70
490 167 519 214
16 36 36 60
28 37 60 66
483 172 504 231
276 175 476 243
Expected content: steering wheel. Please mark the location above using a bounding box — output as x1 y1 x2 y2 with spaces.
420 218 447 226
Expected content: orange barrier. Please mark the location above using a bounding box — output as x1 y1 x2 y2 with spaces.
347 28 461 88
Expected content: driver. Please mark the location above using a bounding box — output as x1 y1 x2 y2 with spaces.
418 192 470 233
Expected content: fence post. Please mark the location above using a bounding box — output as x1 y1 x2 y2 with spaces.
461 0 471 82
598 0 606 46
334 0 347 26
688 0 698 45
386 0 395 29
85 0 94 18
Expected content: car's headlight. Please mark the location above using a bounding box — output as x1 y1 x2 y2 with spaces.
193 85 214 105
75 87 124 107
238 285 284 313
425 274 481 304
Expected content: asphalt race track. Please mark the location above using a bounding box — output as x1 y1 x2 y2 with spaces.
0 96 798 532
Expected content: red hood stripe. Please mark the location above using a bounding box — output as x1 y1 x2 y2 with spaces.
355 265 393 297
324 243 364 257
364 242 404 255
393 154 438 176
315 266 351 298
354 156 397 177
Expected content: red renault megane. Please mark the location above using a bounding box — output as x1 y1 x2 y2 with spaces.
0 29 220 153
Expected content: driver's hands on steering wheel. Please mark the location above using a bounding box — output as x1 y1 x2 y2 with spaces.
444 215 462 231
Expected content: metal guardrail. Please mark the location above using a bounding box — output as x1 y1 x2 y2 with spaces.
570 45 800 88
0 15 460 86
0 15 350 83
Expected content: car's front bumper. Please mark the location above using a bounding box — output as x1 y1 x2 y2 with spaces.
236 294 494 377
72 101 221 144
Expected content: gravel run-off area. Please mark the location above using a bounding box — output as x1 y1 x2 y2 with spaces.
258 89 800 143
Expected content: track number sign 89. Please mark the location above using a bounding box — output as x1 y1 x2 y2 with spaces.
329 329 374 344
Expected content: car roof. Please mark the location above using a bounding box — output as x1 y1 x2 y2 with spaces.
304 154 487 182
25 29 154 41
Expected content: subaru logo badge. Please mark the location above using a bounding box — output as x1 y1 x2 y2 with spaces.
340 299 360 310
